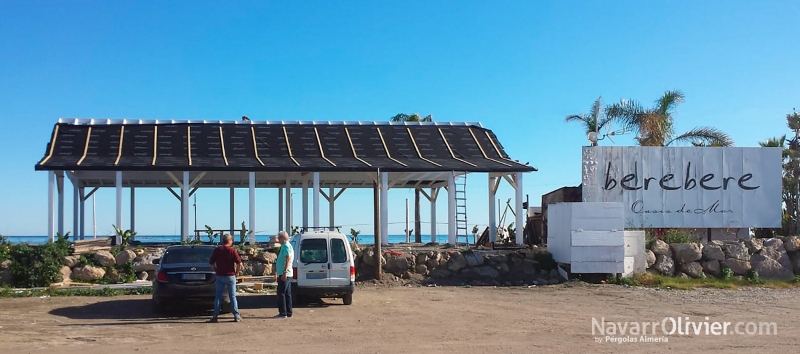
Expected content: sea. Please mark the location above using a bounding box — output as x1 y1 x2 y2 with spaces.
3 234 460 245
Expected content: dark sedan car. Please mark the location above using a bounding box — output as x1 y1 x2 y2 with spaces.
151 245 230 313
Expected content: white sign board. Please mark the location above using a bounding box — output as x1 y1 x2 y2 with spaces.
581 146 782 228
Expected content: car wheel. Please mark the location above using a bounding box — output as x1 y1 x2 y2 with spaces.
343 293 353 305
221 300 232 314
152 300 167 314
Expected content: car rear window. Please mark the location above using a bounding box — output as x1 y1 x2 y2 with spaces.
162 247 215 264
300 239 328 264
330 238 347 263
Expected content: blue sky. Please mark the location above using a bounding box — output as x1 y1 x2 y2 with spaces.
1 1 798 236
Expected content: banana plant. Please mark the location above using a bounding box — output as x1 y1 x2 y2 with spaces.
112 225 136 247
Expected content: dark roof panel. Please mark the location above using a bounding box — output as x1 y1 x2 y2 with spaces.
35 122 535 173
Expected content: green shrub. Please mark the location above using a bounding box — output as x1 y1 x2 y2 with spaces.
721 266 734 280
746 269 763 284
662 229 695 244
532 251 557 271
0 234 10 262
9 234 71 288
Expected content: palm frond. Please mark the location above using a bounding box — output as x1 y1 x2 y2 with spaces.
564 114 590 124
390 113 410 122
759 135 786 148
606 99 645 132
666 126 733 147
656 90 685 116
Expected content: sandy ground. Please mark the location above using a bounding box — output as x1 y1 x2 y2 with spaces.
0 283 799 354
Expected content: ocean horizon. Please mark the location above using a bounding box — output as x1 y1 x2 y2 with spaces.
3 234 468 245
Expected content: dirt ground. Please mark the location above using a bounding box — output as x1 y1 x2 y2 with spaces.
1 284 799 354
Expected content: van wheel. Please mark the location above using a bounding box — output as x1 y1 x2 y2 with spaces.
343 293 353 305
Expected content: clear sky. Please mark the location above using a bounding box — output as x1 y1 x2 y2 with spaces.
1 1 798 236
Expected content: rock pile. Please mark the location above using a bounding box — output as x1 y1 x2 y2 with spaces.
354 247 564 286
646 237 799 280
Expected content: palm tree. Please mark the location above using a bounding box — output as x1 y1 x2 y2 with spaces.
390 113 432 243
606 90 733 147
564 96 613 146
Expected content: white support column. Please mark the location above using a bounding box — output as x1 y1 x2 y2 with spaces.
229 187 235 235
130 187 136 236
302 179 309 230
57 172 65 236
430 188 437 243
278 186 284 231
313 172 320 228
447 172 456 245
489 175 497 243
181 171 190 242
79 187 85 240
329 187 335 231
72 178 79 240
116 171 123 244
48 171 55 242
514 172 524 245
380 172 389 245
249 172 256 245
285 179 292 233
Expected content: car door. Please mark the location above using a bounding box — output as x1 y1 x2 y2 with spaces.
328 237 351 286
298 238 330 287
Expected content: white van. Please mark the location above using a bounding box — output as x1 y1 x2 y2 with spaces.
289 230 355 305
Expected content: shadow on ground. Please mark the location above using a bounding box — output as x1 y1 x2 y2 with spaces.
48 294 344 323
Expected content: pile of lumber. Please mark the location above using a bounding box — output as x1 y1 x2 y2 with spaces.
71 238 113 255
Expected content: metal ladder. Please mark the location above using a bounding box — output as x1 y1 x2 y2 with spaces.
455 172 470 247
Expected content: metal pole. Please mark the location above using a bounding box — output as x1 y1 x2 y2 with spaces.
380 172 389 245
278 186 284 231
302 179 309 230
249 172 256 245
57 172 64 236
181 171 189 242
329 187 335 231
405 198 409 243
47 171 55 242
313 172 320 228
447 172 456 245
514 172 524 245
489 175 497 243
72 179 79 240
373 173 382 280
230 187 235 235
193 194 197 235
130 187 136 236
116 171 123 245
286 179 292 232
430 188 437 244
79 187 85 240
92 193 96 239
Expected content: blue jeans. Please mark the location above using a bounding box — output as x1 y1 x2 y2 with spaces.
213 275 240 317
277 277 292 317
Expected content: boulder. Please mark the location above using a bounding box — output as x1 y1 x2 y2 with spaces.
425 253 442 269
136 271 148 281
414 264 428 275
103 267 122 283
74 265 106 282
115 250 136 266
496 262 510 274
702 244 725 261
362 248 386 267
447 252 468 272
653 254 675 275
59 266 72 283
547 278 561 285
94 251 116 267
549 269 561 279
783 236 800 253
463 252 484 267
132 248 146 257
677 272 690 279
523 259 538 275
385 255 411 274
761 238 793 270
243 261 272 276
62 255 80 268
0 268 12 286
723 242 750 261
670 243 702 264
651 240 671 256
701 260 721 276
645 250 656 269
750 254 794 280
257 252 277 263
475 266 500 278
681 262 704 279
535 278 548 285
416 253 429 266
723 259 751 276
133 252 162 272
430 268 451 279
746 238 764 254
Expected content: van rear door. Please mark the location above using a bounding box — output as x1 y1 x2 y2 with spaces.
298 238 330 287
328 237 351 286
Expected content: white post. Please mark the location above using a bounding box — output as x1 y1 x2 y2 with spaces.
447 172 456 245
57 172 64 236
278 186 284 231
430 188 437 243
405 198 409 243
130 187 136 235
72 179 79 240
116 171 123 244
515 172 524 245
302 179 309 230
380 172 389 245
329 187 335 231
181 171 189 242
249 172 256 245
313 172 320 228
92 193 96 239
285 179 292 233
229 187 235 235
489 175 497 243
47 171 55 242
79 187 85 240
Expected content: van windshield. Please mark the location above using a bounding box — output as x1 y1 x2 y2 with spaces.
300 239 328 264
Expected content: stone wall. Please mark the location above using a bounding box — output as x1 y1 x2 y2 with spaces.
354 247 565 286
646 237 800 280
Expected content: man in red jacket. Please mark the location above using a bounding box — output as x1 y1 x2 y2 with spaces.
209 234 243 323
